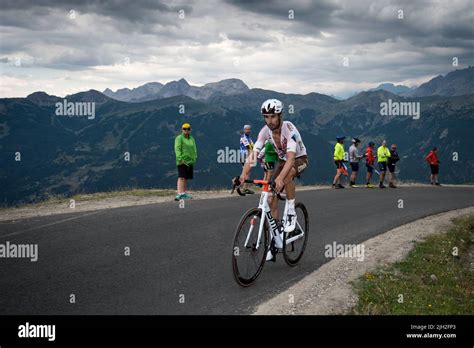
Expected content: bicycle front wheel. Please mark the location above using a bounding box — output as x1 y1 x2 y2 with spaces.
231 208 269 287
283 202 309 266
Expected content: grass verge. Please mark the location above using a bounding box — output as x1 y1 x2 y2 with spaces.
351 214 474 315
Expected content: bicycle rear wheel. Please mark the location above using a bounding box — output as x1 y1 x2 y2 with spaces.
231 208 269 286
283 202 309 266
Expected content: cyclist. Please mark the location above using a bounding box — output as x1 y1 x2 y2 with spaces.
349 138 364 188
365 141 376 188
332 135 346 188
377 140 391 189
237 99 308 239
239 124 255 194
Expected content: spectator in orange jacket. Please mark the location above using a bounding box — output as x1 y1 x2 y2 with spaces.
425 147 441 186
364 142 376 188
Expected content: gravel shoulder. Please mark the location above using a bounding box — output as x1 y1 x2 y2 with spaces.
253 206 474 315
0 185 328 222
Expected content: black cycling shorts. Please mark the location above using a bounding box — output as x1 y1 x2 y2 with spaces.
177 164 193 179
264 161 275 172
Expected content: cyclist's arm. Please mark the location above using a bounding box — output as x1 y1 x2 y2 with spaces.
240 151 256 182
278 151 295 180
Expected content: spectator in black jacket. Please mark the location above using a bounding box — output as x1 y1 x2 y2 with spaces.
388 144 400 188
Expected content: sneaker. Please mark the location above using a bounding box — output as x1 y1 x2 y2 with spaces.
180 193 193 200
389 183 397 188
379 183 386 189
174 193 184 201
435 182 442 186
366 183 375 188
284 214 297 233
332 184 338 189
338 184 345 189
350 184 360 188
243 189 255 194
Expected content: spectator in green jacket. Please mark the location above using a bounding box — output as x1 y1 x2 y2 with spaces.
174 122 197 201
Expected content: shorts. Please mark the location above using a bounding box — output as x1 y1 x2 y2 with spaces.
366 163 374 173
378 162 387 172
350 162 359 172
177 164 193 179
388 163 396 173
430 164 439 175
272 155 308 180
334 160 343 169
264 161 275 172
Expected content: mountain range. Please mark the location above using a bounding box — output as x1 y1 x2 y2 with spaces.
1 67 473 206
103 78 249 102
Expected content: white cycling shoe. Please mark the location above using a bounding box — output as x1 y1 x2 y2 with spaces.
266 234 283 261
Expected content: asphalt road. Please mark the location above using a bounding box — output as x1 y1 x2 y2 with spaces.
0 186 473 314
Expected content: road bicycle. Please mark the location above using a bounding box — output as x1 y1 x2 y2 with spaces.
230 178 309 287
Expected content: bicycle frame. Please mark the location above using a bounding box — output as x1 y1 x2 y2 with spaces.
243 180 305 251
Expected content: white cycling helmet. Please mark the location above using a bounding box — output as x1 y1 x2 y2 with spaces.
261 99 284 114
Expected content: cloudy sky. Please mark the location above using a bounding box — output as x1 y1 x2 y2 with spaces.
1 0 473 98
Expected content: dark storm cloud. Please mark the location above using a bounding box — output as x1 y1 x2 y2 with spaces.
226 0 474 49
0 0 193 29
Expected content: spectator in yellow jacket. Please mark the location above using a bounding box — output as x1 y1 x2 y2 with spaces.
377 140 391 189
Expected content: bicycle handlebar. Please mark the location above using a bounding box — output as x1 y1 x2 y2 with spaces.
231 177 285 200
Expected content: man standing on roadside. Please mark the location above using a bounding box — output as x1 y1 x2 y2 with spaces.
349 138 364 188
174 122 197 201
377 140 391 189
240 124 255 194
332 135 346 189
387 144 400 188
426 147 441 186
365 142 376 188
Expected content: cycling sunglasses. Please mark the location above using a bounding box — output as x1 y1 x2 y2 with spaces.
182 128 191 131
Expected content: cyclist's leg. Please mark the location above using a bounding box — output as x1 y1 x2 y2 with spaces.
268 160 284 220
283 156 308 196
282 156 308 231
283 167 297 199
